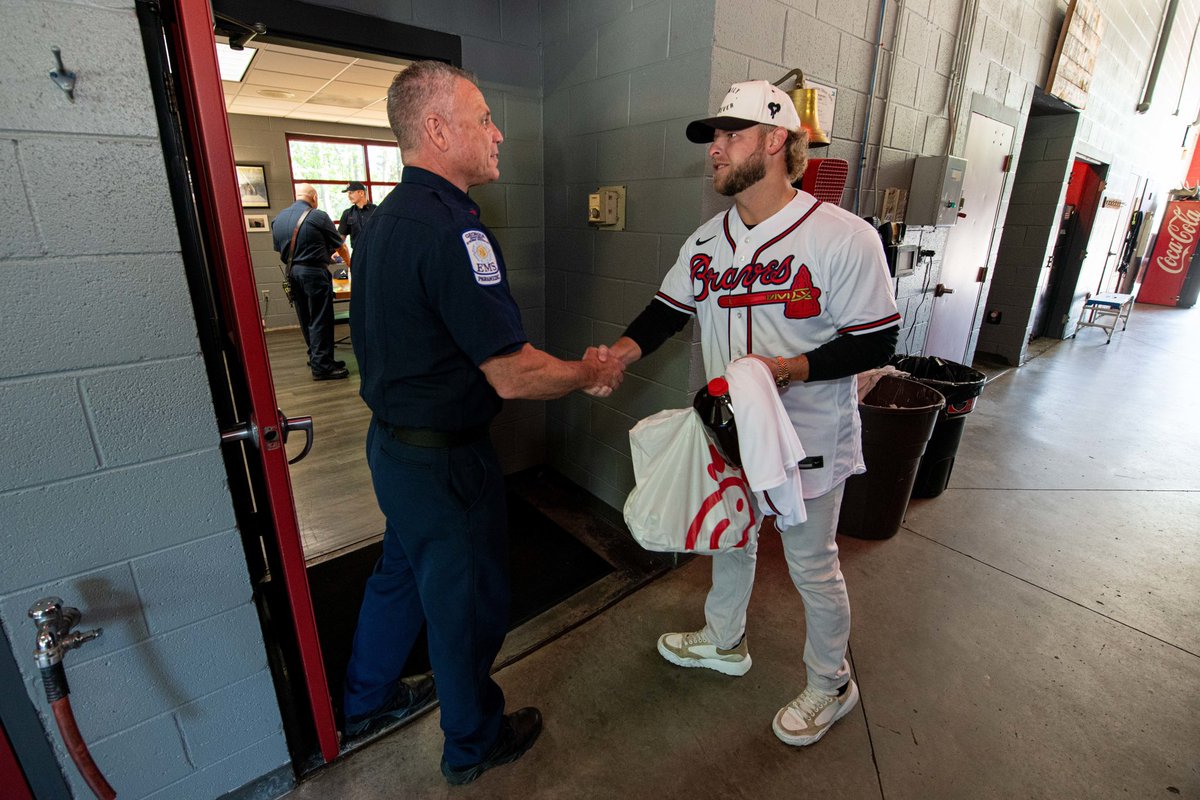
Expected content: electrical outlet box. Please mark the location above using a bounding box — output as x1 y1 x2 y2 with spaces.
588 185 625 230
908 155 967 227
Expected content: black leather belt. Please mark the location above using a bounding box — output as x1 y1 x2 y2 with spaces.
377 420 488 448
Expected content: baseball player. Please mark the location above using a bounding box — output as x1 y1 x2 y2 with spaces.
592 80 899 746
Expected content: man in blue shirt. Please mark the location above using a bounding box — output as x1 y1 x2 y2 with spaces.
271 184 351 379
342 60 625 785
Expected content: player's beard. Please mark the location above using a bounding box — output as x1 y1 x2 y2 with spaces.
715 145 767 196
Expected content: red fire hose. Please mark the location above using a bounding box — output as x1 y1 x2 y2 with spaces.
51 696 116 800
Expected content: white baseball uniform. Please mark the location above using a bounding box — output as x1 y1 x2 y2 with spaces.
656 189 900 498
660 188 899 695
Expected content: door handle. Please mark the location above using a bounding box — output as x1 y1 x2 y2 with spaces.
934 283 955 297
221 412 309 463
279 410 314 465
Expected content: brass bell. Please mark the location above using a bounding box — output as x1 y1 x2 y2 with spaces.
777 69 830 147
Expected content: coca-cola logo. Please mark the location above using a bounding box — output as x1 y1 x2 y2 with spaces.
1155 206 1200 275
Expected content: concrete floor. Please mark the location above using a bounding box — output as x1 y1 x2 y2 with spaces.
286 304 1200 799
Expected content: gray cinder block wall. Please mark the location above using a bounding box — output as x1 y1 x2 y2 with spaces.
542 0 718 509
976 112 1078 364
0 0 289 798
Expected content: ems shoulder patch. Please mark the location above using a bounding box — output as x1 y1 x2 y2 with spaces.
462 230 500 286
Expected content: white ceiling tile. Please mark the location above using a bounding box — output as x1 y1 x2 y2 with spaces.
265 42 354 62
308 83 387 109
243 69 330 93
338 65 399 87
252 51 348 79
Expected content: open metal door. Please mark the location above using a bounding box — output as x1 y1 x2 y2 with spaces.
925 113 1015 361
155 0 339 764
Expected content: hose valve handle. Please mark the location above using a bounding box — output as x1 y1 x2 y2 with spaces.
29 597 102 669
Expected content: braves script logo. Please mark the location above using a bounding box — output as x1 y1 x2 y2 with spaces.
690 254 823 318
1154 205 1200 275
684 444 756 551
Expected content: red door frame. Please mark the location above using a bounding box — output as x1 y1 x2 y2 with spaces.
169 0 340 763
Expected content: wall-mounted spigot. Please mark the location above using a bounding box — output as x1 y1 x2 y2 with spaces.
27 598 115 799
29 597 102 670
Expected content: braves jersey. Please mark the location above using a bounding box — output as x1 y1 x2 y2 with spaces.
657 189 900 498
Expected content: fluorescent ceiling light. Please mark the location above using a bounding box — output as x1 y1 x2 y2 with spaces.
216 43 256 82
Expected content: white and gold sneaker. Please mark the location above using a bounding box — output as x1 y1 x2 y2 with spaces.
772 680 859 746
656 630 751 676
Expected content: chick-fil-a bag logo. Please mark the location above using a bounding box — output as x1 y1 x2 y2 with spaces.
1155 205 1200 275
683 443 757 551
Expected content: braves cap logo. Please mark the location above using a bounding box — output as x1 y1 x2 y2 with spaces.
768 101 781 118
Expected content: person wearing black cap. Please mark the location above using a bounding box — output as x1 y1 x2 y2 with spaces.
338 181 377 250
588 79 899 748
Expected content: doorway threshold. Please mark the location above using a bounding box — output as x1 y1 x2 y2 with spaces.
307 467 674 767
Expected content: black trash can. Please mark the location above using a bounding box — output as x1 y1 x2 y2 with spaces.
837 374 944 540
889 355 987 499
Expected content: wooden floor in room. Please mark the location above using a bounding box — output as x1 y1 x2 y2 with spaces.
266 325 384 564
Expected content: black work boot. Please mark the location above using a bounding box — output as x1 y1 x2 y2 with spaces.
440 707 543 786
343 674 437 738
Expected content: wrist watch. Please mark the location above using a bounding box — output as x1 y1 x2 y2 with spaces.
774 356 791 388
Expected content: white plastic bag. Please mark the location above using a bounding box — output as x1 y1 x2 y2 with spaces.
623 408 757 554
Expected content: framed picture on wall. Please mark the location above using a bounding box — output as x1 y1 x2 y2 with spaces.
244 214 269 232
236 164 270 208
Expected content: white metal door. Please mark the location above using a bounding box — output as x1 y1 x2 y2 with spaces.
924 112 1015 361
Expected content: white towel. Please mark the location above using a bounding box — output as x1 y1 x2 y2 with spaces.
724 358 807 529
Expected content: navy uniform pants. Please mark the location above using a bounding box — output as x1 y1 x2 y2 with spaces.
288 264 337 374
343 419 509 767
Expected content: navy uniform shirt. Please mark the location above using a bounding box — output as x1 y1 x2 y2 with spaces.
271 200 344 267
350 167 526 431
337 202 378 249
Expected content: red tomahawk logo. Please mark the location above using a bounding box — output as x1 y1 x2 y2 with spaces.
717 264 822 319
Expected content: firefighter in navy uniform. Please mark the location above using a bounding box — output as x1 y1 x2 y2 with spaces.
341 61 624 786
337 180 376 251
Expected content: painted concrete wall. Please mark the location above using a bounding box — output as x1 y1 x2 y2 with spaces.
541 0 718 510
0 0 289 798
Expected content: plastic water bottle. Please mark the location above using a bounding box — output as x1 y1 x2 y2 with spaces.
693 377 742 468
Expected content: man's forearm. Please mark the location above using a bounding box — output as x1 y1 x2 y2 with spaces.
482 344 621 400
336 244 351 268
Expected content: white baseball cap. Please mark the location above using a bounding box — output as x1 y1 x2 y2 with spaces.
686 80 802 143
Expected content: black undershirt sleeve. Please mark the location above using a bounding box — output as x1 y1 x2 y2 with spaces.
805 326 898 382
622 299 898 382
622 299 691 358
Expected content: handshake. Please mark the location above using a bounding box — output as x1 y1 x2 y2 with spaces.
581 344 625 398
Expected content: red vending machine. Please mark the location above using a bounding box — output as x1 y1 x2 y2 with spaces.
1139 200 1200 306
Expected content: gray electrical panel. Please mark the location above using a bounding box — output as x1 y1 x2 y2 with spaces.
908 155 967 226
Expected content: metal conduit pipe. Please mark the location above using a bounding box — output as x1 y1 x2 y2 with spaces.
871 0 908 217
1138 0 1181 113
855 0 889 214
946 0 981 156
1173 15 1200 115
